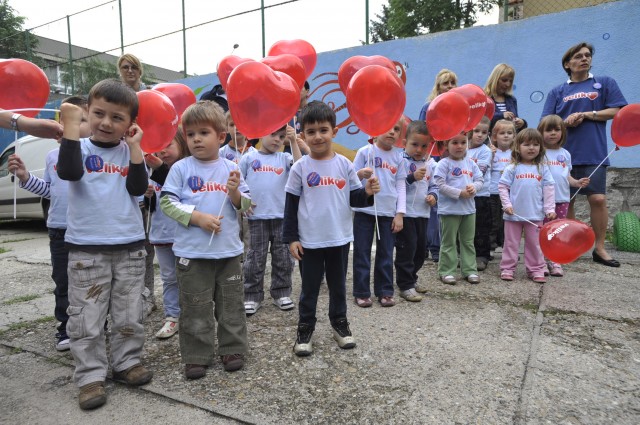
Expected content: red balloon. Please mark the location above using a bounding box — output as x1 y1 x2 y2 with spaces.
426 92 470 141
484 96 495 120
346 65 406 137
136 90 179 154
153 83 196 121
268 39 317 79
338 55 397 95
260 54 306 89
0 59 50 118
539 219 595 264
611 103 640 147
217 55 253 91
397 114 412 148
450 84 487 131
227 61 300 139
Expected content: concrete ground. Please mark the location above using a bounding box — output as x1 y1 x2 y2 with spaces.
0 219 638 425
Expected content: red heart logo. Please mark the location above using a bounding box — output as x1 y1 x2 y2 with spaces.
217 55 253 91
536 175 542 181
261 54 306 89
274 167 284 175
587 92 598 100
335 179 346 189
227 62 300 139
338 55 397 94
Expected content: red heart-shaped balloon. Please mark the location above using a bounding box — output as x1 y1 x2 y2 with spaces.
539 219 595 264
346 65 406 137
217 55 253 91
484 95 496 120
450 84 487 132
153 83 196 121
338 55 397 95
136 90 179 154
611 103 640 148
0 59 50 118
227 61 300 139
426 91 470 141
397 114 413 148
261 54 306 89
268 39 317 79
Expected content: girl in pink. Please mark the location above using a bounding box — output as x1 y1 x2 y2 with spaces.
539 115 590 277
499 129 556 283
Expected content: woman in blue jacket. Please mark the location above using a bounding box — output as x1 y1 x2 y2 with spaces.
484 63 527 132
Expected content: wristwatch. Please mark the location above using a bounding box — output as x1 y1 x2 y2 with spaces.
592 110 597 120
10 113 22 131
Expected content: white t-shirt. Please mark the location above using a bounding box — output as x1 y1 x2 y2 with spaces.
44 148 69 229
500 163 555 222
543 148 572 203
149 178 178 244
433 157 483 216
467 144 493 197
239 150 292 220
490 149 511 195
403 156 437 219
219 144 256 165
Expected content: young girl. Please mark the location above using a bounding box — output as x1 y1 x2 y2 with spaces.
433 133 483 285
147 128 190 339
539 115 590 277
499 128 556 283
489 119 516 252
483 63 527 132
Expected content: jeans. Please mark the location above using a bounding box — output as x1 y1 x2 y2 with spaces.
49 228 69 337
352 212 395 299
394 217 427 291
154 245 179 318
298 243 350 328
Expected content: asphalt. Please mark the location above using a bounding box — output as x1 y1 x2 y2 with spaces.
0 219 638 425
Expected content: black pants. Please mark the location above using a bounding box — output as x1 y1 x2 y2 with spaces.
489 194 504 249
394 217 428 290
49 228 69 336
474 197 492 261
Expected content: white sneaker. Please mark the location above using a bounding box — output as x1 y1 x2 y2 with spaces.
244 301 261 315
155 317 179 339
55 336 70 351
399 288 423 302
273 297 295 311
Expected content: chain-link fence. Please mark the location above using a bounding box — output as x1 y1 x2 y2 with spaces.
500 0 619 22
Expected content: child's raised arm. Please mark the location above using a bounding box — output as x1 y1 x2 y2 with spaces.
57 103 85 181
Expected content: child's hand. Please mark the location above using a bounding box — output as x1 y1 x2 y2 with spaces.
546 211 557 220
413 167 427 181
192 211 223 234
285 125 296 146
466 184 476 197
226 170 240 193
289 241 304 261
503 207 514 215
59 103 83 128
578 177 590 188
7 154 29 182
365 176 380 195
358 167 373 180
144 153 163 169
426 194 436 206
244 202 257 217
295 136 310 154
125 124 143 147
144 184 154 198
490 144 497 155
391 213 404 234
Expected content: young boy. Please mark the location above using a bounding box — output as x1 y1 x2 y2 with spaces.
395 120 437 299
283 101 379 356
8 95 90 352
467 116 493 271
57 79 152 410
352 119 407 308
239 124 301 315
160 101 250 380
220 111 255 164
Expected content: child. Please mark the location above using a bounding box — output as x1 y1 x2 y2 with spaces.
434 133 483 284
499 128 557 283
283 101 379 356
539 115 589 277
239 124 301 315
489 119 516 252
7 95 90 352
145 129 191 339
56 79 152 410
352 118 407 307
467 116 493 271
220 111 255 164
395 120 437 299
160 101 250 380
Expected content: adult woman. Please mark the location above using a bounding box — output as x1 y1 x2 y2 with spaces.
541 42 627 267
484 63 526 131
117 53 147 92
417 69 458 121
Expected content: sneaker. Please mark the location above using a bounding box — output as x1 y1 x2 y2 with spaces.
155 317 179 339
379 296 396 307
440 275 456 285
293 323 314 356
244 300 261 315
354 297 373 308
500 272 514 281
185 364 207 380
465 274 480 284
55 333 70 351
112 364 153 386
476 259 488 271
78 381 106 410
549 264 564 277
415 283 428 293
332 318 356 349
221 354 244 372
399 289 423 302
273 297 295 311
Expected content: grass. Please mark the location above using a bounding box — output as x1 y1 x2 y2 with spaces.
3 294 40 305
1 237 35 243
0 247 10 254
0 316 56 337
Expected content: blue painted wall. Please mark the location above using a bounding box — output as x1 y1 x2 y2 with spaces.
4 0 638 167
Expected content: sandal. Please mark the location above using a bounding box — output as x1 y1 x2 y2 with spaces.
354 297 373 308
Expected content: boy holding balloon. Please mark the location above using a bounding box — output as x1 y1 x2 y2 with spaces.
56 79 153 410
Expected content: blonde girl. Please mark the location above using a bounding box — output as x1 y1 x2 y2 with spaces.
489 119 516 251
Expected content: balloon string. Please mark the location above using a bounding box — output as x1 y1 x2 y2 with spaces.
411 143 435 208
13 132 18 219
6 108 60 113
369 143 380 241
507 210 542 228
569 145 618 202
209 161 232 246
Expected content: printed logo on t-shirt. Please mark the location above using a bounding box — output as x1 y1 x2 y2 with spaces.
186 175 228 193
545 155 567 168
84 155 128 177
374 157 397 174
225 153 239 164
563 91 599 102
306 172 346 189
515 172 542 182
250 159 284 175
451 167 473 177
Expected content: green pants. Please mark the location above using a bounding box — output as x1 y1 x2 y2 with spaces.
438 214 477 277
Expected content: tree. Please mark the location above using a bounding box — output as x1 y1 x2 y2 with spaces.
370 0 499 42
0 0 40 64
61 58 119 95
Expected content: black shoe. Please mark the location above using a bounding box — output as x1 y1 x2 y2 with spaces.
592 250 620 267
331 318 356 349
293 323 314 356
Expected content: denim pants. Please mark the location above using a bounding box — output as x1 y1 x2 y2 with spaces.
474 196 492 261
176 256 248 366
49 228 69 336
298 243 350 328
140 204 156 306
352 212 395 299
438 214 477 278
394 217 427 291
154 245 179 318
426 205 441 259
66 247 147 387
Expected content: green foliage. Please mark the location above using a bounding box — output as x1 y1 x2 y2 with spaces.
61 57 118 95
371 0 499 42
0 0 41 65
